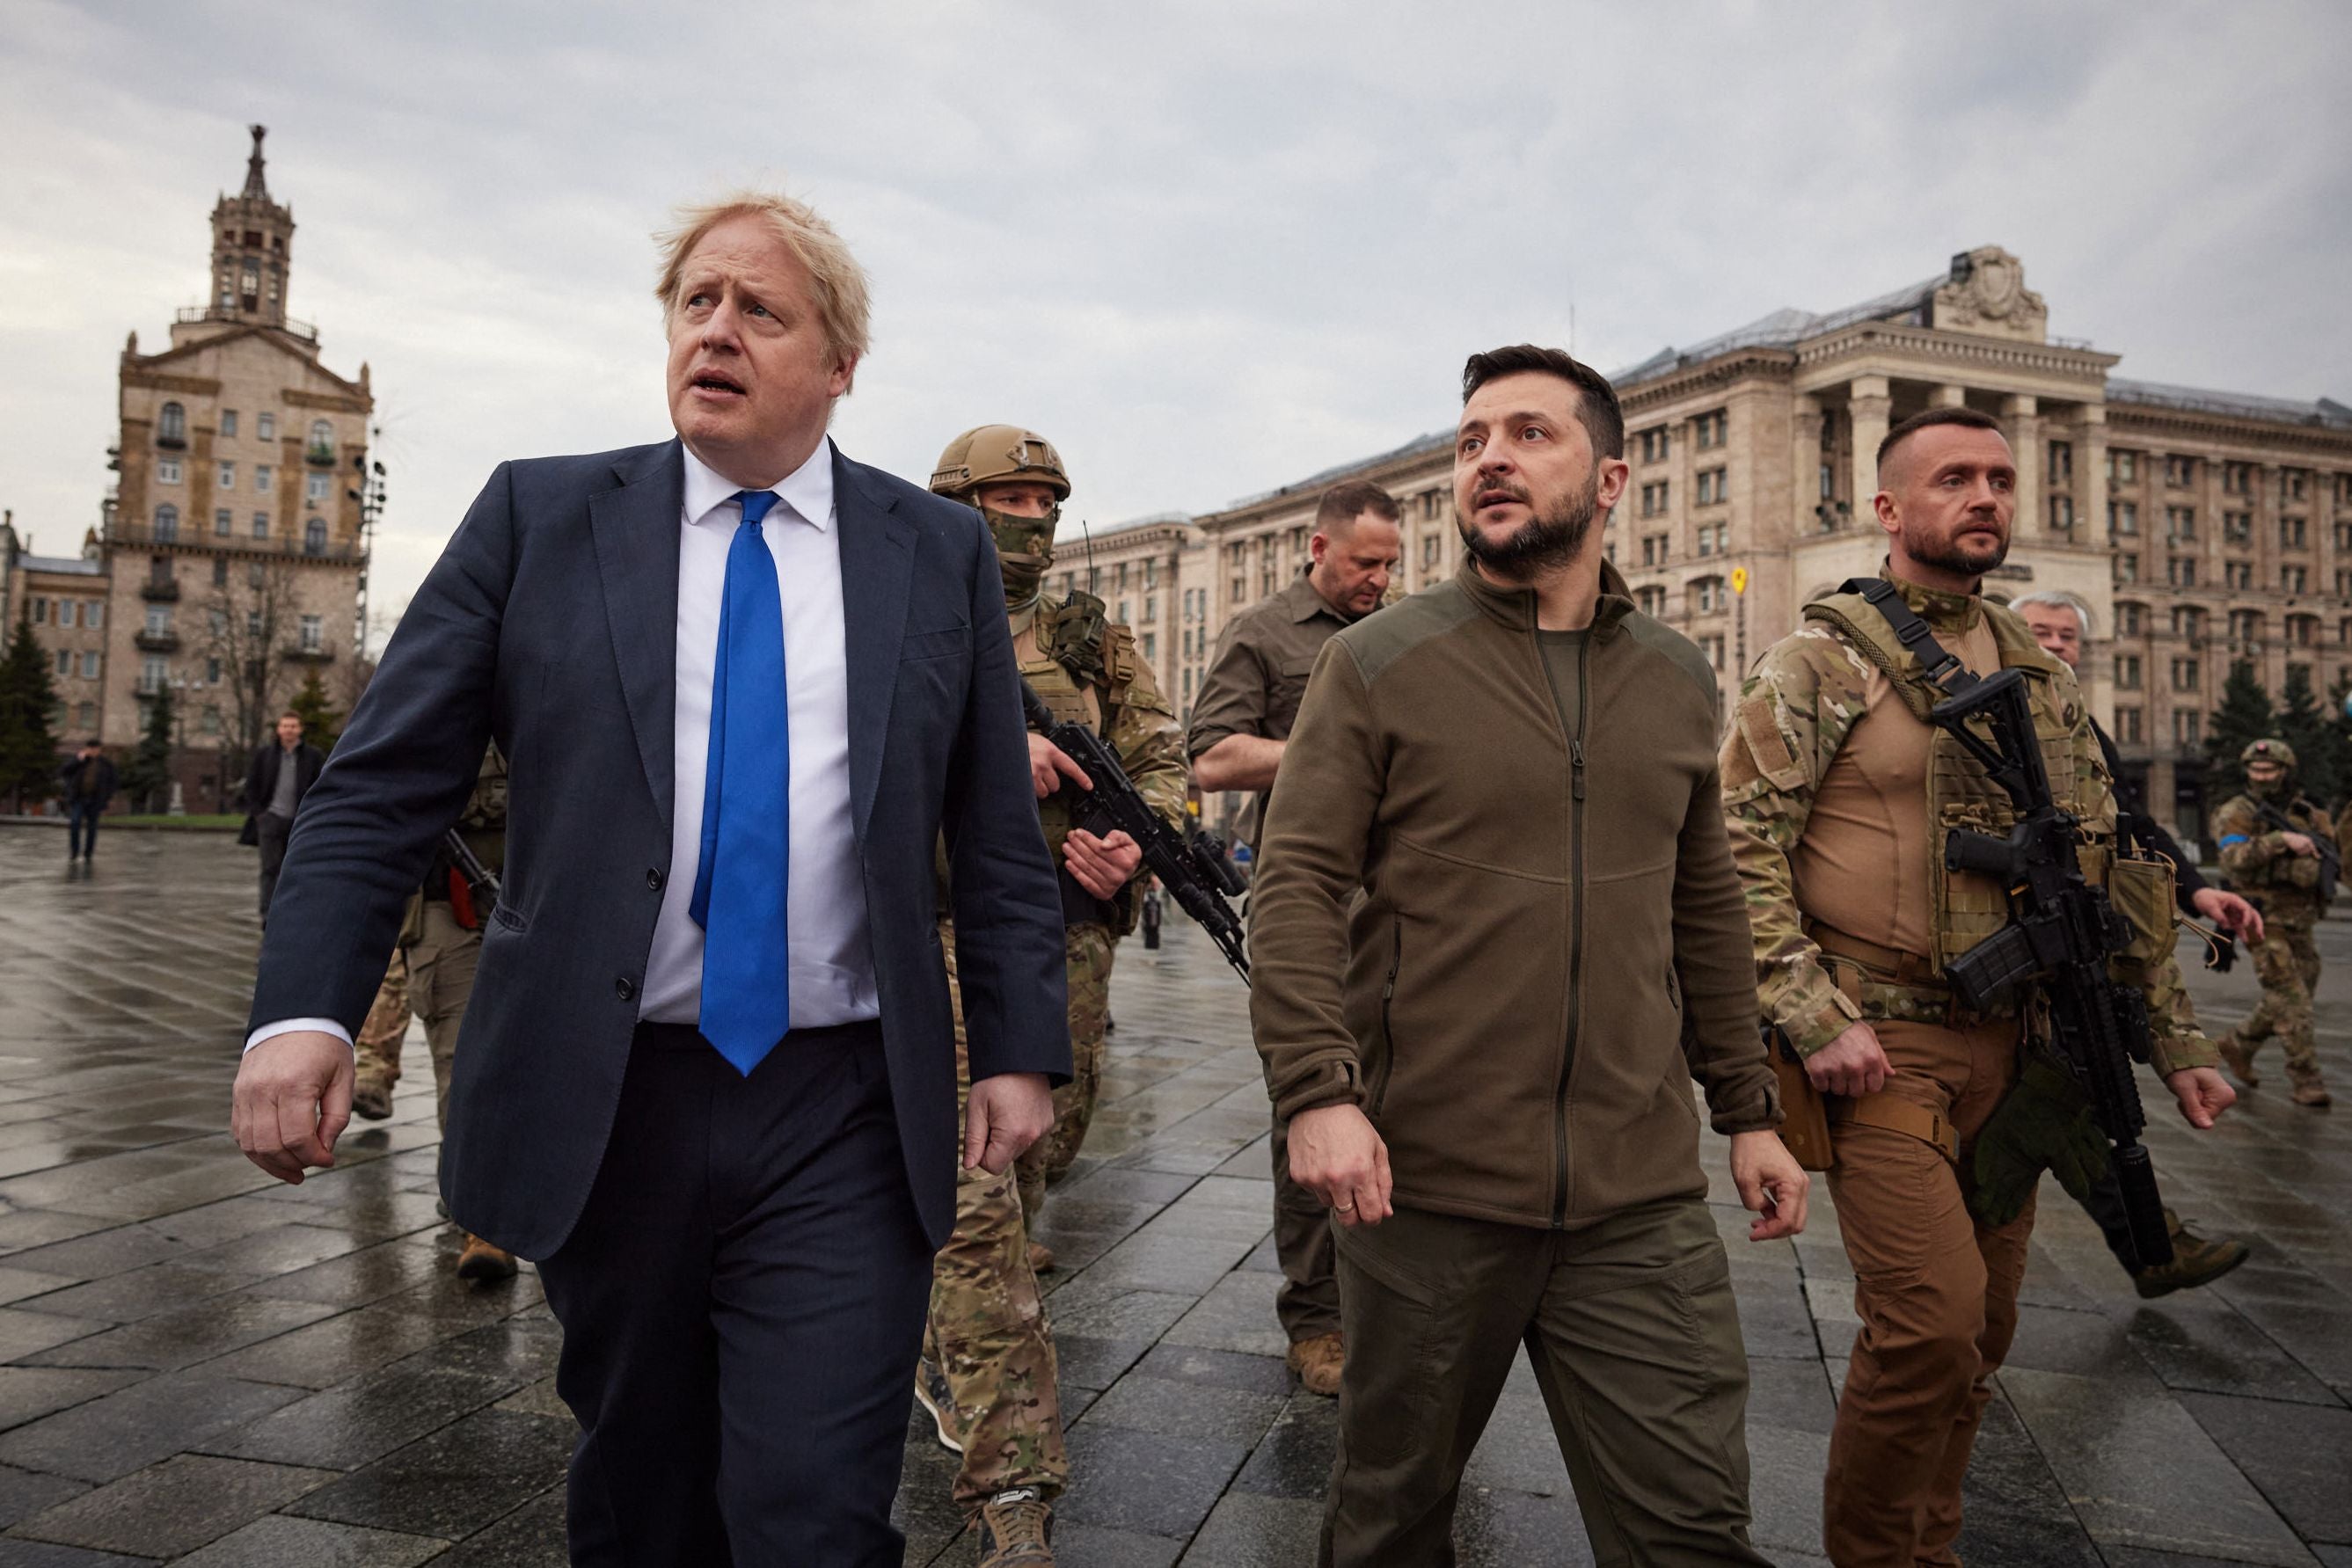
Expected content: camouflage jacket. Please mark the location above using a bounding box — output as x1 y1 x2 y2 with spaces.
1721 573 2213 1076
2213 791 2337 919
1020 594 1189 853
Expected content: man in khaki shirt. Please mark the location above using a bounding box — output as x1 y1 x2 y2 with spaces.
1187 480 1399 1397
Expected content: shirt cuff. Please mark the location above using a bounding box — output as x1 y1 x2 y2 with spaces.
245 1017 354 1054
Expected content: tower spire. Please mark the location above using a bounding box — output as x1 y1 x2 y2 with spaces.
242 124 269 200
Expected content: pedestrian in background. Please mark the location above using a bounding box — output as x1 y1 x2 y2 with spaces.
56 739 116 864
1187 479 1401 1398
1252 345 1802 1565
240 710 322 920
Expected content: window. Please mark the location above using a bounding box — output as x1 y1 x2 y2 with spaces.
2108 449 2139 484
257 412 275 441
157 456 182 485
221 410 238 438
1696 468 1727 506
2224 511 2252 543
309 419 332 454
2166 506 2195 542
2047 441 2072 484
2173 710 2201 748
299 614 324 653
2115 706 2142 745
1141 631 1156 662
2224 461 2251 494
1637 427 1669 463
84 602 103 630
2118 553 2139 582
2171 607 2202 638
77 701 95 731
1640 533 1667 566
1692 576 1726 614
2165 455 2195 487
2115 602 2144 636
55 648 70 678
2225 560 2253 589
1699 633 1727 670
1697 522 1727 556
247 562 265 588
1640 481 1669 516
2115 653 2142 689
1694 410 1727 450
154 503 179 541
201 706 222 736
2280 516 2307 548
2230 609 2262 644
29 596 48 624
218 461 236 490
2283 565 2308 593
211 558 227 587
157 402 186 445
2289 616 2316 647
2281 469 2307 502
1182 668 1194 703
2167 557 2197 587
245 610 262 638
139 654 166 694
144 604 172 636
2049 495 2075 531
2108 500 2138 536
255 463 272 492
254 512 270 539
1144 594 1157 623
2170 658 2200 692
57 602 76 630
1421 535 1440 569
1637 586 1667 616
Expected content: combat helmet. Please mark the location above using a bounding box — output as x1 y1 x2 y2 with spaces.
2241 738 2297 770
930 426 1070 505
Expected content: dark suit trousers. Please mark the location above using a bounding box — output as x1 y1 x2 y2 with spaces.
538 1020 932 1567
256 811 294 918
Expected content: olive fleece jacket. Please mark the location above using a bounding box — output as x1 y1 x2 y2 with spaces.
1248 558 1779 1230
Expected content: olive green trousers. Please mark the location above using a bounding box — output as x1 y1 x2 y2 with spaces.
1322 1197 1769 1567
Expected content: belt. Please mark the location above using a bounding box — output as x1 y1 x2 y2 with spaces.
1806 919 1944 988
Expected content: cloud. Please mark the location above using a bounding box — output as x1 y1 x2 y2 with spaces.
3 0 2345 630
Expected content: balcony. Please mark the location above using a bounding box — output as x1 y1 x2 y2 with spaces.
173 305 318 343
305 443 337 467
281 641 336 664
135 631 180 653
106 521 364 564
140 578 180 602
156 434 186 451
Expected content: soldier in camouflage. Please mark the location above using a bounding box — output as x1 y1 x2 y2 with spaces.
1721 407 2231 1564
2211 738 2337 1107
915 426 1188 1568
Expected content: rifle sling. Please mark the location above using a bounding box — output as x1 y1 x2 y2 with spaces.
1830 1093 1960 1164
1837 578 1974 698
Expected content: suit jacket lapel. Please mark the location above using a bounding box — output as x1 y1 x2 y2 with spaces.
833 450 915 843
588 441 685 831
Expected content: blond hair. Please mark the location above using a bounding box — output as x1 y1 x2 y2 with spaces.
654 190 872 388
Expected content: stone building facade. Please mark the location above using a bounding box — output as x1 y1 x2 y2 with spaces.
99 127 374 806
0 514 111 741
1085 248 2352 845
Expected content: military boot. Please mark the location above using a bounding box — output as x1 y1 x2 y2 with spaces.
2289 1068 2332 1109
1286 1331 1344 1397
974 1486 1055 1567
350 1079 394 1121
914 1357 963 1455
2215 1032 2260 1089
2133 1211 2252 1299
1026 1241 1056 1274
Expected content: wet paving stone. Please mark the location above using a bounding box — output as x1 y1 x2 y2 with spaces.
4 833 2349 1562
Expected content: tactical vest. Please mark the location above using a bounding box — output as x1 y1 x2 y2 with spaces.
1017 592 1128 857
1803 587 2101 983
2220 792 2327 893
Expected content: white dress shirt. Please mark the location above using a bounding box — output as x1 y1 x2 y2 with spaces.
246 436 877 1053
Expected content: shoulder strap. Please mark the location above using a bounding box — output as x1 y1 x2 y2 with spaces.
1836 578 1973 701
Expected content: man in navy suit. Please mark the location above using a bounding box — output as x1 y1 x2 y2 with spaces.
230 192 1071 1565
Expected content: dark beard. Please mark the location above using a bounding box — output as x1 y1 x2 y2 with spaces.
1903 520 2009 579
1460 472 1599 579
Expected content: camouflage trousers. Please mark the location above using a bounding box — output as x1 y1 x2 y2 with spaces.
351 904 481 1130
2230 921 2323 1081
1017 922 1114 1228
924 922 1070 1509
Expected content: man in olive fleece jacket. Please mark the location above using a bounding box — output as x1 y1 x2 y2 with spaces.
1250 345 1808 1567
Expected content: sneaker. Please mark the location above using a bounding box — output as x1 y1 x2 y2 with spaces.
1286 1330 1344 1397
1026 1240 1056 1274
350 1080 393 1121
2216 1033 2260 1089
456 1233 518 1283
914 1357 963 1455
975 1486 1055 1566
2133 1214 2251 1299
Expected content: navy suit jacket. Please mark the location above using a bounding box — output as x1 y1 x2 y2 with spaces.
248 440 1072 1258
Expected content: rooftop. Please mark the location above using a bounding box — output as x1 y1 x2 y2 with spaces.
2107 378 2352 430
18 553 104 577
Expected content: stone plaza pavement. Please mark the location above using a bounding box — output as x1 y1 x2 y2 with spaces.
0 826 2345 1565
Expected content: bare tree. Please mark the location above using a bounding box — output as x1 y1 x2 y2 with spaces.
201 555 300 754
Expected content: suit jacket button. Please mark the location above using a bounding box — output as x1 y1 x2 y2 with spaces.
615 976 637 1002
646 868 664 891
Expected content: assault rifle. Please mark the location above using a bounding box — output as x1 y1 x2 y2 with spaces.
1019 682 1251 981
2251 800 2339 905
442 828 501 911
1926 666 2173 1268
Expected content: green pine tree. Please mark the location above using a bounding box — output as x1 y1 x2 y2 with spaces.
0 616 63 813
121 683 175 814
2202 660 2276 803
286 668 342 755
2276 664 2334 806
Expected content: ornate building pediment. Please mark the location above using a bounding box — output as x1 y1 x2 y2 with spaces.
1931 246 2048 342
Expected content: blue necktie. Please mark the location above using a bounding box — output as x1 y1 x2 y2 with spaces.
690 490 792 1075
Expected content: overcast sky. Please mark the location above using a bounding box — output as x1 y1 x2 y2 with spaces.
4 1 2347 635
